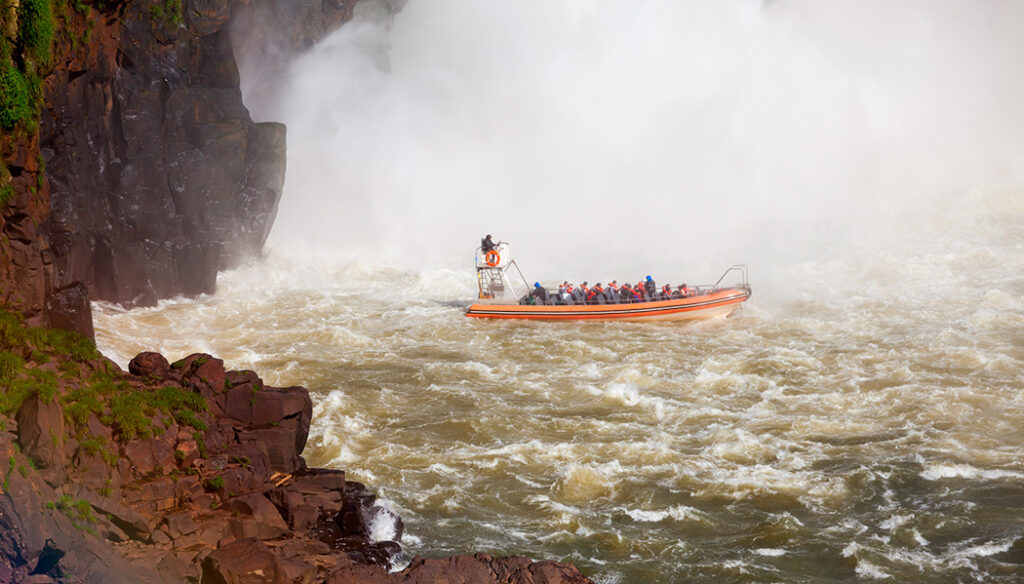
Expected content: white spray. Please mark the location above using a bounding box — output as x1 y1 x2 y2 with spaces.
235 0 1024 298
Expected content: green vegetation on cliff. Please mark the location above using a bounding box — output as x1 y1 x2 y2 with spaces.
18 0 55 66
149 0 182 27
1 307 209 444
0 307 99 414
0 164 12 205
0 0 53 132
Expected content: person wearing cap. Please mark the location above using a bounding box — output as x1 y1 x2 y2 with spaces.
644 275 657 299
529 282 550 304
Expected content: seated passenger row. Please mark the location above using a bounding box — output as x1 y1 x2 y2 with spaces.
525 277 696 305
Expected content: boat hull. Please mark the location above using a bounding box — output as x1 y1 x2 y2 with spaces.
466 288 750 321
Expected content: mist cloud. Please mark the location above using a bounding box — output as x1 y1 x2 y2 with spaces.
238 0 1024 288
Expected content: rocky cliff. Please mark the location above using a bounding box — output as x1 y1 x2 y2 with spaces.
3 0 369 324
41 0 289 307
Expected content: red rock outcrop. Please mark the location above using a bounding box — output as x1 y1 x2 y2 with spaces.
0 335 593 584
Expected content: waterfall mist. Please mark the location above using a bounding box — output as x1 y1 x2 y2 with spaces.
235 0 1024 298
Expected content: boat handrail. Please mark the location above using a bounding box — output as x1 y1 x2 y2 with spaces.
712 265 749 291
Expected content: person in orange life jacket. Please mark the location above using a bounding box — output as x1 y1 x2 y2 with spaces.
588 283 607 305
661 284 673 300
578 282 590 303
563 282 576 305
632 283 643 302
622 282 641 303
678 283 691 298
481 234 497 253
530 282 550 304
607 280 619 301
618 283 632 302
635 280 649 302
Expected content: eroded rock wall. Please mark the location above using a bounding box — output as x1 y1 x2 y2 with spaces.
41 0 291 307
4 0 381 322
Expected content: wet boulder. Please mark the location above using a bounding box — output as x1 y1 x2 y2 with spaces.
129 352 171 379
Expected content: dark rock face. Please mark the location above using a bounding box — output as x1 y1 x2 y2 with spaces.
40 0 289 306
1 131 54 328
15 394 66 485
44 283 94 341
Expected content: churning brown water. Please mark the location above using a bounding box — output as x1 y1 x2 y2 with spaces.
93 189 1024 583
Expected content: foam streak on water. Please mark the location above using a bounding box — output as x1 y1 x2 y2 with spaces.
94 190 1024 583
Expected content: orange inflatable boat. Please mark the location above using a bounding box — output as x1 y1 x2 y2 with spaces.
465 243 751 322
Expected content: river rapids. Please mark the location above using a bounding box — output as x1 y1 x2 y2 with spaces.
94 186 1024 583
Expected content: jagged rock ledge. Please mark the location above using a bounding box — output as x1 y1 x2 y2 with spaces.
0 311 592 583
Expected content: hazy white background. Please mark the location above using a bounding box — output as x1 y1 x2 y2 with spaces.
236 0 1024 298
